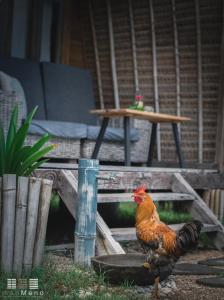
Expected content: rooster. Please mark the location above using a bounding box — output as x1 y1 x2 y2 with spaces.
133 185 202 298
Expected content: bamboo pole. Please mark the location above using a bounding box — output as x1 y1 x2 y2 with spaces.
1 174 17 273
33 179 53 266
89 0 104 109
171 0 181 136
74 159 99 267
23 177 41 273
195 0 203 164
107 0 120 109
13 177 29 276
128 0 139 92
149 0 161 161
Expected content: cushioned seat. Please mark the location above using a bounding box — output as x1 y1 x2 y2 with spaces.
29 120 88 139
87 125 139 142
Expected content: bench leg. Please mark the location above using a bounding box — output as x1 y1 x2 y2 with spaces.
172 123 184 168
147 123 157 167
124 116 131 166
91 117 109 159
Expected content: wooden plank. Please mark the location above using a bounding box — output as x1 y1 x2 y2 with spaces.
149 0 161 161
97 192 195 203
195 0 203 164
89 0 104 109
45 243 74 251
172 173 224 249
36 168 224 190
128 0 139 91
171 0 181 136
1 174 17 273
111 224 222 241
23 177 41 273
58 170 124 255
13 177 29 276
216 0 224 171
107 0 120 109
96 212 125 254
33 179 53 267
90 109 191 122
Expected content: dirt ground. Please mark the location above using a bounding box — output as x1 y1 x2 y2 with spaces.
48 248 224 300
170 249 224 300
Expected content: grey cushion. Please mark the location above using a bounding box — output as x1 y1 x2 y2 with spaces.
0 71 27 118
41 62 97 125
29 119 87 139
0 56 46 119
87 126 139 142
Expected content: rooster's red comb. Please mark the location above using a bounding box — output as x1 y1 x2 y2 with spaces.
133 184 147 194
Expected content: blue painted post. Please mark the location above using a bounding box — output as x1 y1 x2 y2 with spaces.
74 159 99 267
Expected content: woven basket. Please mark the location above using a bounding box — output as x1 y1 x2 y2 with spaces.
0 90 23 135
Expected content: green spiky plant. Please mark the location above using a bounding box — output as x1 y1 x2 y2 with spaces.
0 105 55 177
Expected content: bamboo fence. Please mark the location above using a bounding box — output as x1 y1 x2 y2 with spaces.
0 175 53 275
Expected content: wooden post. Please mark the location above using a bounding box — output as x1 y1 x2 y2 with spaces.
195 0 203 164
149 0 161 161
74 159 99 267
171 0 181 136
23 177 41 273
89 0 104 109
128 0 139 91
33 179 53 267
13 177 29 276
1 174 16 273
107 0 120 109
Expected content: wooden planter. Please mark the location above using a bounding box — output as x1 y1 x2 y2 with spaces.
0 175 53 275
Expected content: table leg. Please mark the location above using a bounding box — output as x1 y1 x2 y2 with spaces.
124 116 131 166
91 117 109 159
147 123 157 167
172 123 184 168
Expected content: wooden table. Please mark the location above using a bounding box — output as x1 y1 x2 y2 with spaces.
90 109 191 167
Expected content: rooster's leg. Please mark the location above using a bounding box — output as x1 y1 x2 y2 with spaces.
154 276 160 299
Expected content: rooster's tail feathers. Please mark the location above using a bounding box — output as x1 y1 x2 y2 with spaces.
176 220 203 253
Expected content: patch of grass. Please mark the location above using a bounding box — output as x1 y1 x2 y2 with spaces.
0 258 140 300
117 202 192 225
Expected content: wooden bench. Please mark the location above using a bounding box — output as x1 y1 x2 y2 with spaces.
90 109 191 167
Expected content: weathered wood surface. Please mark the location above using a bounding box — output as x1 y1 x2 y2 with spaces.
216 2 224 171
96 212 125 254
58 170 124 255
23 177 41 273
1 174 16 273
195 0 203 164
13 177 29 276
97 192 195 203
111 224 222 241
36 166 224 190
89 0 104 109
128 0 139 91
33 179 53 267
90 109 191 123
107 0 120 109
45 243 74 251
172 173 224 249
171 0 181 135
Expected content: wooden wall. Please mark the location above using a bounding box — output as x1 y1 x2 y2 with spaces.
75 0 222 165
